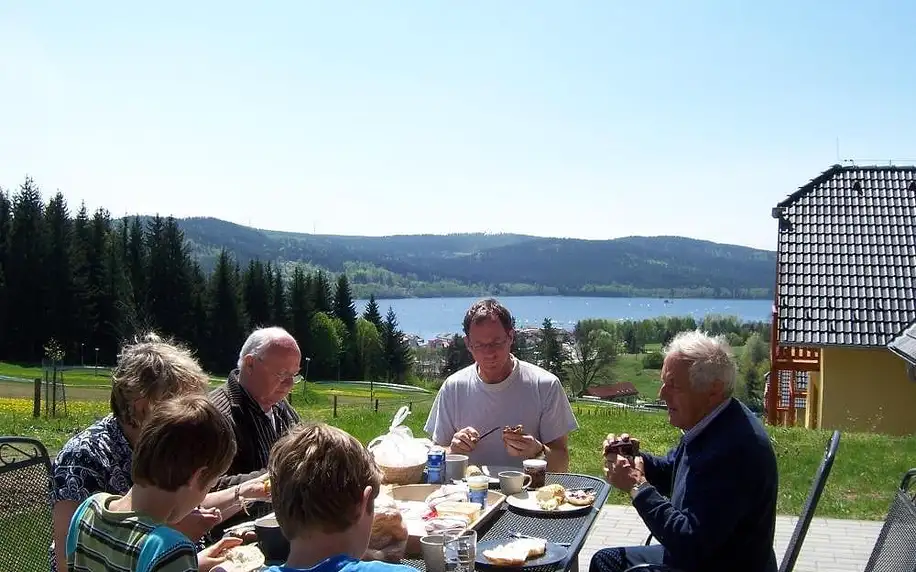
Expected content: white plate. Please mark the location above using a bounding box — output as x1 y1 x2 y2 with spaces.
505 491 593 515
222 544 265 572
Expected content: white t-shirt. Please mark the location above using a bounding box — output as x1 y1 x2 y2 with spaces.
424 358 579 469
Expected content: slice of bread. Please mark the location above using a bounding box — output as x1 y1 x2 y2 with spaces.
482 538 547 566
435 501 482 521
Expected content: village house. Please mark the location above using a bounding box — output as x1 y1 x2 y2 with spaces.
768 164 916 436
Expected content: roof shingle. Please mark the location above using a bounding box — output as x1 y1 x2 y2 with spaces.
773 164 916 347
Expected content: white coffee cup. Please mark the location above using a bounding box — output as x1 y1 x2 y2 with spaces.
498 470 532 494
420 534 447 572
445 453 469 482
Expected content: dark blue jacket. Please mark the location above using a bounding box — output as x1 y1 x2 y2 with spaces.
634 399 778 572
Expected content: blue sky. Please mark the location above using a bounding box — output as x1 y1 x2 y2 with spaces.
1 1 914 250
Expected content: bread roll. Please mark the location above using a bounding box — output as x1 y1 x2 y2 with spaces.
369 500 408 549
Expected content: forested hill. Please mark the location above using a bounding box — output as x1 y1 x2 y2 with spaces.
162 217 776 299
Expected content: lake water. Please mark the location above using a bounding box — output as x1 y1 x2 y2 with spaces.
354 296 772 340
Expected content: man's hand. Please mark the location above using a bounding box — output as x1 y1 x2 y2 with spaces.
503 430 544 459
450 427 480 454
173 507 222 541
198 536 242 572
604 452 647 493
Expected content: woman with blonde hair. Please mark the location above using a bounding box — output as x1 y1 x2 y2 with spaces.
49 333 270 572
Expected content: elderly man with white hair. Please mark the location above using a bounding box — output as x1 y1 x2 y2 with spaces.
591 330 778 572
209 326 303 537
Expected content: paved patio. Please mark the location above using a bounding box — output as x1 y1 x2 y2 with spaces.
579 505 884 572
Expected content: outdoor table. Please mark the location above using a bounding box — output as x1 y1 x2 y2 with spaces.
402 472 612 572
258 472 611 572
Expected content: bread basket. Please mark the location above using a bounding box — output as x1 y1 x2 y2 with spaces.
377 461 427 485
368 406 430 485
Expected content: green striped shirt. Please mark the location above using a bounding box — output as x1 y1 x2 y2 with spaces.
66 493 199 572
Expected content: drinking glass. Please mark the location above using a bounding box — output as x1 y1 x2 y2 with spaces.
443 529 477 572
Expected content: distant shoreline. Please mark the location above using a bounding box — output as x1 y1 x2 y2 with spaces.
351 292 774 302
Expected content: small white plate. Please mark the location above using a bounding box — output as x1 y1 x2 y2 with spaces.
505 491 592 515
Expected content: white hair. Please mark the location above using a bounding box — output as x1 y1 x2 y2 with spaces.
663 329 737 396
237 327 296 369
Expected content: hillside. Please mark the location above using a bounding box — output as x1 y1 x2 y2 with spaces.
147 216 776 299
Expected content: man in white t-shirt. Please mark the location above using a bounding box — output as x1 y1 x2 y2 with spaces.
424 299 579 471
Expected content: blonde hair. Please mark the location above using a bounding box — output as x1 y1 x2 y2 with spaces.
132 394 236 491
110 332 210 428
269 423 381 537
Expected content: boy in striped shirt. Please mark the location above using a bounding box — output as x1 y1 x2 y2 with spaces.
66 394 242 572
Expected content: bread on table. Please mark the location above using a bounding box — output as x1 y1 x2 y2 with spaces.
565 488 597 506
369 495 408 549
482 538 547 566
465 465 483 478
535 484 566 511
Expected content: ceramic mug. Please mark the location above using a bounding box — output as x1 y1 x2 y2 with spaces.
498 470 532 494
420 534 447 572
445 453 469 482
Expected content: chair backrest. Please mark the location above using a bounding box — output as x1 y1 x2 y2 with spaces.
778 430 841 572
0 436 54 572
863 468 916 572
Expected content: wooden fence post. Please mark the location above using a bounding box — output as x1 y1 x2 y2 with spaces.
374 399 379 413
333 395 338 418
33 378 41 418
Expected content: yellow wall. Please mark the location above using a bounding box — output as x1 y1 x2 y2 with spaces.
805 371 820 430
819 347 916 436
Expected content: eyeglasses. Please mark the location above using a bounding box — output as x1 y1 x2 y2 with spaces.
255 356 300 382
467 338 510 352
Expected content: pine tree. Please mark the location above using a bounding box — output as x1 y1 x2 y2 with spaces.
536 317 568 379
146 216 196 343
43 193 76 357
287 266 314 355
269 263 288 327
125 216 148 319
0 190 9 358
333 274 357 331
205 249 246 372
242 259 271 330
6 177 47 360
363 294 383 331
69 204 94 351
382 307 413 383
311 270 333 313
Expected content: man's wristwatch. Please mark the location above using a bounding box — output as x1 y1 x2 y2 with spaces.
533 442 547 460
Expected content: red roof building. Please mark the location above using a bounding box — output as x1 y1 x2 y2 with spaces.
584 382 639 400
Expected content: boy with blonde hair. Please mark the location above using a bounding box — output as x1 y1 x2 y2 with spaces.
66 394 243 572
265 422 416 572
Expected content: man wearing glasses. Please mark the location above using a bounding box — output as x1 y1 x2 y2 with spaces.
209 326 303 536
425 299 578 471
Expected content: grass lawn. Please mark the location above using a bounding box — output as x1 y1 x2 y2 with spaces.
607 353 662 398
1 378 912 521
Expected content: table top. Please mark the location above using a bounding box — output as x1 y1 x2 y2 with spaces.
259 472 612 572
403 472 611 572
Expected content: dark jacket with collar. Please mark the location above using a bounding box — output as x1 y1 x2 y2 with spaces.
208 370 301 535
633 398 778 572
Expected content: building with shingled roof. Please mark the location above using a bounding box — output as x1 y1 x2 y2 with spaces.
768 163 916 436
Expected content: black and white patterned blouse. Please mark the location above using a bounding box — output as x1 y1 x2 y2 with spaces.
50 413 133 504
48 413 133 572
